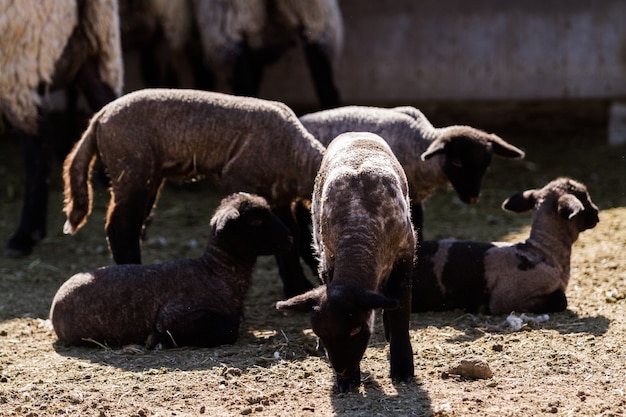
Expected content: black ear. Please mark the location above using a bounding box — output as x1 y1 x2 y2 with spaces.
502 190 536 213
356 290 400 311
557 194 584 220
276 286 326 313
489 134 525 159
421 138 447 160
210 206 240 235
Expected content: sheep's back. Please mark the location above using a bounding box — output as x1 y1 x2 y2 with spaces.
313 133 414 281
94 89 323 203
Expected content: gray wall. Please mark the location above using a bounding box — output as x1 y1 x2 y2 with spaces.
259 0 626 108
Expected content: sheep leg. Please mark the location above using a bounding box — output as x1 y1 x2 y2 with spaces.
105 182 162 264
272 205 316 298
150 303 240 348
303 41 340 109
294 201 319 275
231 44 264 97
526 289 568 313
5 117 53 257
383 258 415 383
75 56 117 111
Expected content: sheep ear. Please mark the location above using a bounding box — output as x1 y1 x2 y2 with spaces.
421 138 447 160
489 134 525 159
357 290 399 311
276 286 325 312
502 190 536 213
211 207 240 234
558 194 584 220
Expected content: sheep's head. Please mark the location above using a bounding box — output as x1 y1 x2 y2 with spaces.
502 177 600 234
276 284 398 393
421 127 525 204
211 193 293 257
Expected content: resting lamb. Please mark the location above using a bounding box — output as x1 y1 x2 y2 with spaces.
412 177 599 314
51 193 292 348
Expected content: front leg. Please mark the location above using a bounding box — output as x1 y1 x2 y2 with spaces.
151 301 240 349
272 204 316 297
384 257 415 383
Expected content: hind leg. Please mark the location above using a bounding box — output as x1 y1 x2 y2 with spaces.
105 180 163 264
150 303 240 348
303 41 340 109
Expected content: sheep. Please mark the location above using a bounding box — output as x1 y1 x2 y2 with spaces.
1 0 123 257
299 105 526 239
193 0 343 108
119 0 343 108
50 192 293 348
412 177 600 315
62 88 325 297
276 132 416 393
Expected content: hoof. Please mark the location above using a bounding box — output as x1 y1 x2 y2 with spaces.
5 235 35 258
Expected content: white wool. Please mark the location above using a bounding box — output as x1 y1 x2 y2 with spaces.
148 0 192 51
192 0 343 62
0 0 76 133
0 0 123 134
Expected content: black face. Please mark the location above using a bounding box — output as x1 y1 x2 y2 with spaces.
570 189 600 231
238 206 294 255
443 138 492 204
311 300 373 391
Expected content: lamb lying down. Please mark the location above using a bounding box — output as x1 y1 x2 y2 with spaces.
412 177 599 315
50 193 292 348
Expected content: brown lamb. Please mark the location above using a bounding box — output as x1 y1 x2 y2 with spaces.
62 88 324 296
51 193 292 348
277 132 416 393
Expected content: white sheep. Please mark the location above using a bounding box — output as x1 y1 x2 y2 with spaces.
62 88 324 296
50 193 293 348
120 0 343 108
1 0 123 256
412 177 600 314
277 132 416 393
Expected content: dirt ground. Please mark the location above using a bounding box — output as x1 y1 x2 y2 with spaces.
0 104 625 416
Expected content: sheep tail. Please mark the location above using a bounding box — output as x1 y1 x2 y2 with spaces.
62 114 101 235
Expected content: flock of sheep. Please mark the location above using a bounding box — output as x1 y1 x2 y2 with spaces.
1 0 600 393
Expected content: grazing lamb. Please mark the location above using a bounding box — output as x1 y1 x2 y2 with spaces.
1 0 123 257
62 88 324 297
50 193 293 348
299 105 525 238
277 132 416 393
412 177 599 314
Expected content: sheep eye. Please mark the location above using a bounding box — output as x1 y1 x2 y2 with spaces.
349 326 362 337
451 158 463 168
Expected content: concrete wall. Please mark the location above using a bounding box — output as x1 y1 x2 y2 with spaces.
258 0 626 108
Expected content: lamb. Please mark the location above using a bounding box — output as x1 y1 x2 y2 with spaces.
62 88 324 296
120 0 343 108
50 192 293 348
412 177 600 314
299 105 526 238
276 132 416 393
1 0 123 257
